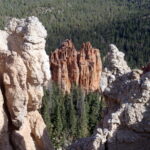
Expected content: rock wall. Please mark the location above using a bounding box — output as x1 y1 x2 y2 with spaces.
68 44 150 150
50 39 102 93
0 17 53 150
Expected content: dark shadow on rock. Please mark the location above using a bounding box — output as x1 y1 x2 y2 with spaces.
0 84 14 150
11 127 54 150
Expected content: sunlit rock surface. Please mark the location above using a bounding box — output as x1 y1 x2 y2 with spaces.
0 17 53 150
68 44 150 150
50 39 102 93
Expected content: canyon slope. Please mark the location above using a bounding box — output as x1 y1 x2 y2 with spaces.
0 16 150 150
0 17 53 150
50 40 102 93
69 44 150 150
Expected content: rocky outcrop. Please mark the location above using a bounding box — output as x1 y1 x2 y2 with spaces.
50 40 102 93
68 44 150 150
0 17 53 150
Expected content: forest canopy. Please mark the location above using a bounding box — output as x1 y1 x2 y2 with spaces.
0 0 149 67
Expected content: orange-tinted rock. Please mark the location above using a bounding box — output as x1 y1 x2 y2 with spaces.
78 42 102 91
50 40 78 93
50 40 102 93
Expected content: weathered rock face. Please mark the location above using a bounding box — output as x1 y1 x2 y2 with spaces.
0 17 53 150
50 40 102 93
68 44 150 150
0 89 12 150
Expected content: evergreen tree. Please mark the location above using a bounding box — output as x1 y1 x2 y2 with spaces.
0 0 149 68
41 90 53 137
68 93 77 138
41 84 104 148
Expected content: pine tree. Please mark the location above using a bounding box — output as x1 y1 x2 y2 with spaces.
41 90 53 137
76 90 89 138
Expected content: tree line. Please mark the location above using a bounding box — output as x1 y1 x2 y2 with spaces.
41 84 104 149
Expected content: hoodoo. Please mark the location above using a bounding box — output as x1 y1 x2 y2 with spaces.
0 17 53 150
50 39 102 93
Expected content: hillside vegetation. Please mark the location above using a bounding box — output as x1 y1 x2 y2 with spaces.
0 0 149 149
0 0 150 67
41 85 104 149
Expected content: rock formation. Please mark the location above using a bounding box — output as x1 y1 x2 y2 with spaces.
50 39 102 93
0 17 53 150
68 44 150 150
